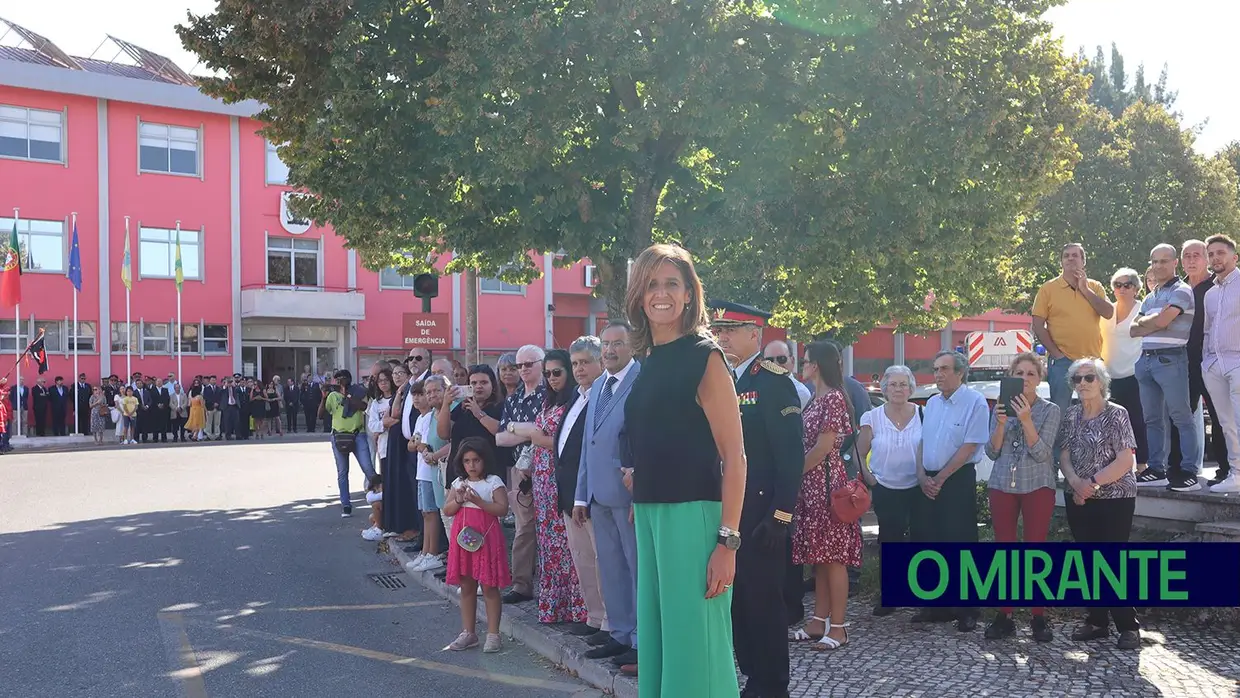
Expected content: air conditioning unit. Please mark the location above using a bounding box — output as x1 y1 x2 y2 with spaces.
584 264 599 288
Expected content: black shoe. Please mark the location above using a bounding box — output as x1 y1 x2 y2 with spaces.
501 590 533 604
1208 476 1226 487
584 640 628 660
584 630 612 646
1071 623 1109 642
610 648 637 666
871 605 894 617
565 622 596 636
1168 475 1199 492
1031 616 1053 643
341 506 352 518
1116 630 1141 649
1135 469 1168 487
984 613 1015 639
956 615 978 632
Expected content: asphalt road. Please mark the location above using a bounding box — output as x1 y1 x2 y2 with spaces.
0 440 598 698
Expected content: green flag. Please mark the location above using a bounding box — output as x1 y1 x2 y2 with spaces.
174 228 183 293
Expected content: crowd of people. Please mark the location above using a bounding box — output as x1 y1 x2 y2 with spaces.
325 236 1239 698
0 368 352 449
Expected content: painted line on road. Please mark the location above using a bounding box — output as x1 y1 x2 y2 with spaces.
189 619 584 693
272 600 446 613
157 612 210 698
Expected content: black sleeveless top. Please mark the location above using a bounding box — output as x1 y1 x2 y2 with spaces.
625 331 725 504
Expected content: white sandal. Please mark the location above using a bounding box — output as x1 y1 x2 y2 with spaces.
789 616 828 642
811 622 851 651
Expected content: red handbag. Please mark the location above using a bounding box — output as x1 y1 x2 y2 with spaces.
830 476 871 524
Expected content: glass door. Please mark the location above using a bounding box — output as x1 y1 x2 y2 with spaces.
242 346 259 378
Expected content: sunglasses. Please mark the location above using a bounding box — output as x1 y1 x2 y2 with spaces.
407 355 426 363
1070 374 1098 384
767 356 790 365
544 368 565 379
517 361 541 370
1112 281 1136 289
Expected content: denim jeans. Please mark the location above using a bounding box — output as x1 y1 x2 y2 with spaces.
1135 349 1199 476
1048 357 1074 414
332 432 377 508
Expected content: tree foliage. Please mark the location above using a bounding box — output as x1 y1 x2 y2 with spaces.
1217 141 1240 207
1020 101 1240 288
179 0 1088 340
1079 43 1176 118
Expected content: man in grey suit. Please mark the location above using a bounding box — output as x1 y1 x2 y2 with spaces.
573 323 641 670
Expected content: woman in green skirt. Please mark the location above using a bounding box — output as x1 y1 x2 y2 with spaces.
622 243 747 697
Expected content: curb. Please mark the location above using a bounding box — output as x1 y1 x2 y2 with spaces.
390 541 638 697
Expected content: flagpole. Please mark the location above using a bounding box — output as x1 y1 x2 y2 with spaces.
124 216 131 381
71 212 79 436
175 220 182 382
13 207 20 440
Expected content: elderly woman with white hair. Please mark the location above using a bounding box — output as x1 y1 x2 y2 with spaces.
855 364 923 617
1057 357 1141 650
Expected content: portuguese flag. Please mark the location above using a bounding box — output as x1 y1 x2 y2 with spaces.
0 220 21 308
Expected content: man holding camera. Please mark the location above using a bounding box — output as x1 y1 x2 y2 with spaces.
322 369 377 517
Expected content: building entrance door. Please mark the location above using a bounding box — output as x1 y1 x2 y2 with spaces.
261 347 312 384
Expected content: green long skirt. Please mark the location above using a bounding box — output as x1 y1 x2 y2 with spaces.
634 500 740 698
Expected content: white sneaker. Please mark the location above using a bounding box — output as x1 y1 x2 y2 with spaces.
405 553 432 571
361 526 384 541
420 555 445 572
1211 474 1240 493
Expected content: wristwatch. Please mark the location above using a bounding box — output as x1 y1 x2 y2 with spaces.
718 526 741 551
507 422 516 434
1090 476 1101 492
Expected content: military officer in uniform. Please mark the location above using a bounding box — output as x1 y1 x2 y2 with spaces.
710 301 804 698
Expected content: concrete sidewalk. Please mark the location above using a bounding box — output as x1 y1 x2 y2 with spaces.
391 540 639 698
4 431 330 454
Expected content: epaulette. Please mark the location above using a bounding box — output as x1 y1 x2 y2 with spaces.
759 359 788 376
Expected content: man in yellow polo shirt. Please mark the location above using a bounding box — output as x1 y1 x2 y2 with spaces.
1032 243 1115 412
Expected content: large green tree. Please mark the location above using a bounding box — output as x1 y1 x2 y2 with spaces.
179 0 1087 338
1079 43 1176 118
1020 101 1240 286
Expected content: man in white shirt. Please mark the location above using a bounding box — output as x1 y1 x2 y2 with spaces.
764 339 812 408
554 336 610 640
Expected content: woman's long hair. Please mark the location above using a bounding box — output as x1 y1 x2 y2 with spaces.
543 349 578 410
468 364 501 410
453 436 499 481
623 243 710 355
804 340 855 427
372 368 394 399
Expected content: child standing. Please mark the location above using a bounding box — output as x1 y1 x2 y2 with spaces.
362 474 384 541
442 436 510 653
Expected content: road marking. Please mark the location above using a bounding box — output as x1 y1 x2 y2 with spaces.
157 612 209 698
272 600 446 613
189 619 584 693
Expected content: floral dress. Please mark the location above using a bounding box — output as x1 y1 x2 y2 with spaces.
791 388 863 567
88 394 107 434
532 403 587 624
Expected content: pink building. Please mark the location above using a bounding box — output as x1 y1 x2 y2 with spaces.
0 21 608 384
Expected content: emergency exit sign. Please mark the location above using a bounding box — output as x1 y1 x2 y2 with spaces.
403 313 450 348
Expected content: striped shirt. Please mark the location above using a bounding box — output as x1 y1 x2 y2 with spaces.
1056 402 1137 500
1138 278 1194 350
1203 267 1240 374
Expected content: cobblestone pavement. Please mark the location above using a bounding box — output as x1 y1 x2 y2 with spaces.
787 599 1240 697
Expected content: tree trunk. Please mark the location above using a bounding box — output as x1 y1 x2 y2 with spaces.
464 267 479 366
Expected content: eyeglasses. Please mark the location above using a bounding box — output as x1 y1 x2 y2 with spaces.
407 355 426 363
766 356 790 365
544 368 565 379
517 361 541 370
1070 374 1098 384
1112 281 1136 289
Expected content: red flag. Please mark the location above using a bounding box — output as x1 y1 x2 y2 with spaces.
0 220 22 308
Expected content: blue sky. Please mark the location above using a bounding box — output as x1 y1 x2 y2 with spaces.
2 0 1236 153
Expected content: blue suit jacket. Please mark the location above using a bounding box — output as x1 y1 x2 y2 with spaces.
576 360 640 508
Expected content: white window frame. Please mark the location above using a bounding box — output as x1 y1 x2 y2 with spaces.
111 322 138 354
0 319 27 354
265 234 322 289
0 104 64 164
379 267 419 290
142 321 171 354
178 322 201 354
202 323 229 355
138 226 202 282
33 319 65 353
138 120 202 177
266 141 290 185
70 321 97 353
480 275 525 295
0 217 65 274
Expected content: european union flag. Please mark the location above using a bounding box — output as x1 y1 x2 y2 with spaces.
68 221 82 292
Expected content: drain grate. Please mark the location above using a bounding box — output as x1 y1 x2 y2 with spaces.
369 572 407 590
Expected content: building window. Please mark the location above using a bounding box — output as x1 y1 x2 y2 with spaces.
203 324 229 354
139 227 201 280
266 141 289 185
0 319 27 353
0 105 63 163
143 323 171 354
71 322 96 352
379 267 418 290
0 217 64 274
480 277 524 294
34 320 64 353
267 237 320 288
139 122 200 176
178 323 200 354
111 323 137 353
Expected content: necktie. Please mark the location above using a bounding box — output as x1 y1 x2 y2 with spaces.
594 376 618 430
